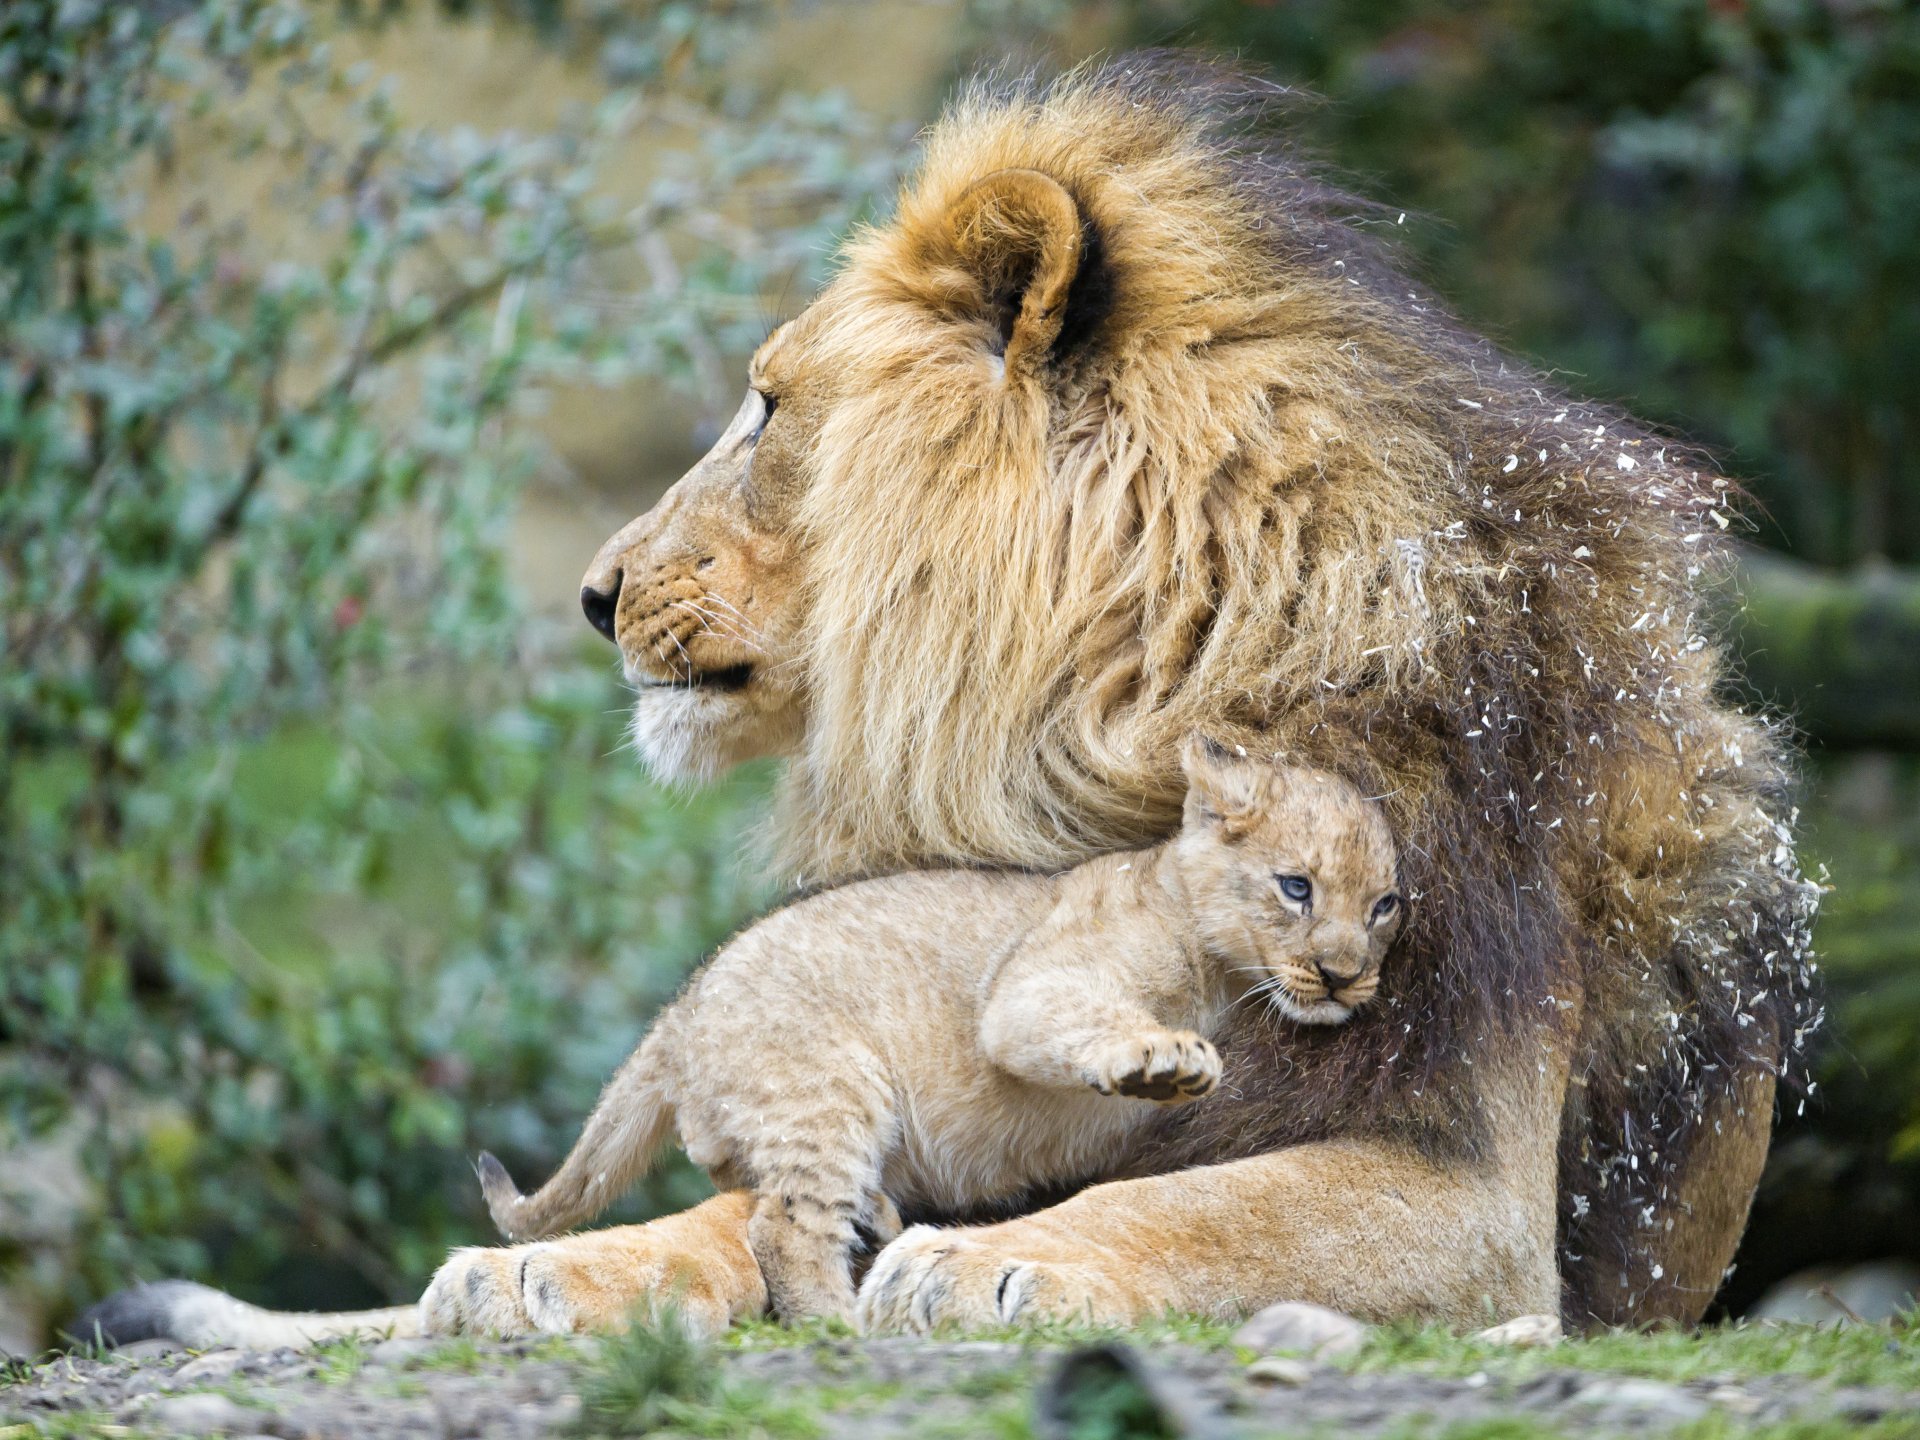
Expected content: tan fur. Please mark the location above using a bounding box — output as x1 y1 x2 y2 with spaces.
107 58 1811 1350
416 58 1814 1340
478 751 1399 1322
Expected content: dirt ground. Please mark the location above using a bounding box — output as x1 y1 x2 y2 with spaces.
6 1328 1918 1439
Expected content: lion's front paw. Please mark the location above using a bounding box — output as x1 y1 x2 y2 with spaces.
418 1239 673 1337
856 1225 1142 1334
1082 1029 1220 1104
420 1245 555 1337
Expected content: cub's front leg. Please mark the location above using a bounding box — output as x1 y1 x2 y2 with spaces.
980 956 1219 1105
1075 1029 1221 1104
748 1192 860 1324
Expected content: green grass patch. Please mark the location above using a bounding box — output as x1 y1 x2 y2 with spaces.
1389 1418 1920 1440
408 1336 491 1373
722 1315 862 1350
572 1313 821 1439
309 1334 369 1385
1352 1315 1920 1388
0 1415 139 1440
907 1397 1037 1440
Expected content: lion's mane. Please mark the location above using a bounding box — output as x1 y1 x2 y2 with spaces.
773 57 1819 1324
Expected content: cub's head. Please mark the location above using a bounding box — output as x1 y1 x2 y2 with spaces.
1173 736 1403 1026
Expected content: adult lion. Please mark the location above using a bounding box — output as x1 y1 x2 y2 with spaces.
87 57 1816 1348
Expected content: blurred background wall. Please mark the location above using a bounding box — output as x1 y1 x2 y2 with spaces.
3 0 1916 1351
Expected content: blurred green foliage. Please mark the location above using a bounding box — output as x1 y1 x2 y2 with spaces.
1147 0 1920 567
0 0 881 1332
1729 752 1920 1307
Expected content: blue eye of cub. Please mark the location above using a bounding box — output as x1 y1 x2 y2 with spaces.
1373 893 1400 922
1276 874 1312 903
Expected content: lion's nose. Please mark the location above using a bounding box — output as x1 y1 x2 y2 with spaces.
581 571 621 643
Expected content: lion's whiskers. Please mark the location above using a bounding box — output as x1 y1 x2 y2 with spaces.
672 597 767 656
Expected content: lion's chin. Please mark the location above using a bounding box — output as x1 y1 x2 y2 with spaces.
627 683 799 784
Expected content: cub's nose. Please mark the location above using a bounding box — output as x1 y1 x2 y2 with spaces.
581 572 621 644
1315 957 1365 990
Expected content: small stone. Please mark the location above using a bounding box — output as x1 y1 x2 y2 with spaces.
1708 1385 1763 1416
1244 1356 1313 1386
1472 1314 1562 1349
1234 1301 1370 1360
140 1391 261 1434
172 1348 247 1384
1577 1377 1711 1425
367 1336 436 1367
116 1337 186 1361
1748 1260 1920 1326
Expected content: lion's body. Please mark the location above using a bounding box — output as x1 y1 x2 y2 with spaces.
83 56 1819 1353
728 60 1816 1326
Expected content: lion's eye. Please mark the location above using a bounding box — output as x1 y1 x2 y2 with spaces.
754 389 779 435
1372 893 1400 924
1275 874 1312 905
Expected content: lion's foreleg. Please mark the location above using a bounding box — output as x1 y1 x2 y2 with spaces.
859 1035 1570 1333
419 1190 767 1338
858 1137 1557 1332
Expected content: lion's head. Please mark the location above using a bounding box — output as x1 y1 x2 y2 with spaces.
583 56 1817 1323
586 60 1488 880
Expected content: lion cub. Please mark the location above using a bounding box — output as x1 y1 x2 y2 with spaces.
478 739 1402 1323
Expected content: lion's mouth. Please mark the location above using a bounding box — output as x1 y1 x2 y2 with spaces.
635 663 755 694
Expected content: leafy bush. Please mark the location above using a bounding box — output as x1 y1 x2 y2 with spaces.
0 0 883 1335
1151 0 1920 567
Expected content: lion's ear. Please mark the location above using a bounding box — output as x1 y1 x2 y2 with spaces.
942 168 1096 377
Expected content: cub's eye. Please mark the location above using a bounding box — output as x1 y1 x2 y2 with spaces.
754 389 779 435
1372 893 1401 924
1275 874 1312 905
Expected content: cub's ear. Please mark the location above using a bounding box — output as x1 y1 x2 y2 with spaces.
942 168 1099 377
1179 732 1268 841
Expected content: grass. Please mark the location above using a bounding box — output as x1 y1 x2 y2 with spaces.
579 1310 1920 1440
721 1310 1244 1354
724 1309 1919 1388
1351 1314 1920 1389
6 1312 1918 1440
0 1418 141 1439
309 1334 368 1385
572 1312 824 1439
1392 1419 1920 1440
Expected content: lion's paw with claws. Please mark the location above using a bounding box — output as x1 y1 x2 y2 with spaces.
856 1225 1143 1333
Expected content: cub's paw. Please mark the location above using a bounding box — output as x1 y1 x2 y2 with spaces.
1081 1030 1220 1104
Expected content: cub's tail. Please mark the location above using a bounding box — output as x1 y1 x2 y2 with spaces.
76 1280 419 1350
478 1038 676 1242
